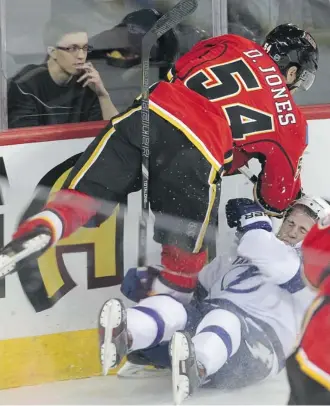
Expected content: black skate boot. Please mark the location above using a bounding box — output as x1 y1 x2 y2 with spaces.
99 298 129 375
170 331 205 405
117 350 170 378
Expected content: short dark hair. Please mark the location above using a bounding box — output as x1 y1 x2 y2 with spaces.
43 18 87 47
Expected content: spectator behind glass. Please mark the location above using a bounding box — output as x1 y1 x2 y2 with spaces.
8 19 118 128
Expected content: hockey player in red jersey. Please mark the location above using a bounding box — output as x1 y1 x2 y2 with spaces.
286 212 330 404
166 24 316 215
2 23 318 301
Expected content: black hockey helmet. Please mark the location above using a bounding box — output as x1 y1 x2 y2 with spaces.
263 24 318 91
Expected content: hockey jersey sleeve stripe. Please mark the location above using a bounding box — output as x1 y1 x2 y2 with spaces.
30 209 64 243
224 150 234 165
279 265 306 293
68 106 142 189
295 348 330 391
149 100 223 172
193 167 218 253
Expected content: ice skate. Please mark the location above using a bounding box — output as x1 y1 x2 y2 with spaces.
117 350 170 378
170 331 205 405
99 298 129 376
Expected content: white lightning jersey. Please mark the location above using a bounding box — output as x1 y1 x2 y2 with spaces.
198 229 316 357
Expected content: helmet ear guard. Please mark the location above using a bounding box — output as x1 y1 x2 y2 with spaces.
290 68 316 91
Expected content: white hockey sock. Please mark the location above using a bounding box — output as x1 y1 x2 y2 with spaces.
193 332 228 375
127 295 187 351
193 309 242 376
127 308 158 351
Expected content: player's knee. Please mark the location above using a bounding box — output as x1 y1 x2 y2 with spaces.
196 309 242 355
137 295 187 342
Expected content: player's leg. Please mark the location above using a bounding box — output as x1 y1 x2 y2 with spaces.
171 300 239 404
3 105 152 292
171 299 284 403
100 295 189 375
147 116 225 300
286 296 330 405
100 294 210 375
149 129 221 253
286 351 330 405
63 106 145 213
7 106 148 271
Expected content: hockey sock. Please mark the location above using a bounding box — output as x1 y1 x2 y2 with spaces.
128 296 187 351
160 245 207 289
193 309 241 376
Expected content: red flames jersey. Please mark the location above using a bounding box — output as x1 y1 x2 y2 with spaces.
294 287 330 393
294 219 330 393
163 34 308 215
302 217 330 290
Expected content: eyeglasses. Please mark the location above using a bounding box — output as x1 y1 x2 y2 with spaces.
56 44 93 54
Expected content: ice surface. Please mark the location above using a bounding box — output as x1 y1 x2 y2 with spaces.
1 371 289 405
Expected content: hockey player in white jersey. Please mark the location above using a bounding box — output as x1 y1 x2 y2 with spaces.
98 195 330 404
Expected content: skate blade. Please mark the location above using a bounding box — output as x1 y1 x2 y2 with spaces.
117 361 170 379
171 332 190 406
99 299 122 376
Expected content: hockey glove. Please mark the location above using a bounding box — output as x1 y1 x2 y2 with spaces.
120 265 163 302
226 198 272 233
122 246 207 305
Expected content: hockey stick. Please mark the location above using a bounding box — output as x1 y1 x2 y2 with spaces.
138 0 199 266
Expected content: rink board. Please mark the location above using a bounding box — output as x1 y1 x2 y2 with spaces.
0 118 330 389
0 123 159 389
